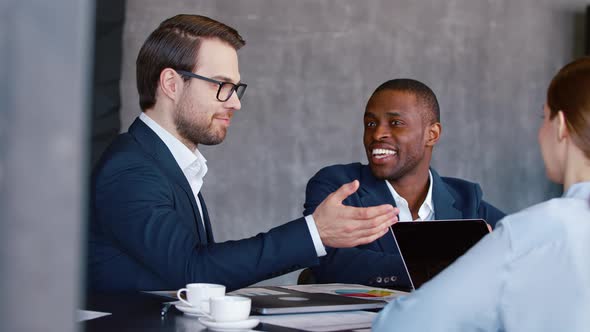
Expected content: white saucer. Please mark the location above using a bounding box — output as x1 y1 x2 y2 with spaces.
198 317 260 331
174 302 209 317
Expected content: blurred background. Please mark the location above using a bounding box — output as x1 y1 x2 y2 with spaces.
2 0 588 330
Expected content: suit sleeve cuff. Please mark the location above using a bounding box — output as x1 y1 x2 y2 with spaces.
304 215 327 257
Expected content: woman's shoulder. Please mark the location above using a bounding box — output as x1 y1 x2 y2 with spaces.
498 196 589 254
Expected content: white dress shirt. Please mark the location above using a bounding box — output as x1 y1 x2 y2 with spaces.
373 181 590 332
139 113 207 229
138 113 326 257
385 171 434 221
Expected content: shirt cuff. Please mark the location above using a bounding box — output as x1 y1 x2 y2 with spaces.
304 215 327 257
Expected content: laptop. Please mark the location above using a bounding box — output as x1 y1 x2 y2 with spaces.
231 285 388 314
391 219 490 290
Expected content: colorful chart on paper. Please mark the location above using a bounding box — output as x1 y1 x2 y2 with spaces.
333 289 395 298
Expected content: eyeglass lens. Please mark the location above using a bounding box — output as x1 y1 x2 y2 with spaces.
218 83 246 101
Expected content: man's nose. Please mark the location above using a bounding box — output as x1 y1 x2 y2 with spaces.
224 91 242 110
373 124 390 140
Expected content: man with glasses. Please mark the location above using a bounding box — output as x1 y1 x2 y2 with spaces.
87 14 397 292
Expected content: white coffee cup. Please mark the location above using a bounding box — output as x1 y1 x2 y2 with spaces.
209 296 251 322
177 283 226 312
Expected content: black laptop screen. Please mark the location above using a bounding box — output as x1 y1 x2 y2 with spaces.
391 219 490 289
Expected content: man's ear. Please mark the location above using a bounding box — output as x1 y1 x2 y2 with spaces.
159 68 182 102
425 122 442 147
555 110 569 142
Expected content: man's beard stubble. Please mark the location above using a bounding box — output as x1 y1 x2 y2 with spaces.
174 99 227 147
369 149 424 182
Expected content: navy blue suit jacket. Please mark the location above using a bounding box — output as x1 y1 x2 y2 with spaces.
88 118 319 292
303 163 505 289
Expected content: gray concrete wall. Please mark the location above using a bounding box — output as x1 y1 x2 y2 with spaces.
119 0 581 283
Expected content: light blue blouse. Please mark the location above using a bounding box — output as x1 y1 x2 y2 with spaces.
373 181 590 332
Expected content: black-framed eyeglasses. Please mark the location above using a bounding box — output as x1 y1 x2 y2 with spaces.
175 70 247 102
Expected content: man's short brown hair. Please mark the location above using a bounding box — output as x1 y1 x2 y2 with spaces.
136 14 245 110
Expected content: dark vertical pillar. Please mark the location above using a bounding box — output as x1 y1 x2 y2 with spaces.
91 0 126 166
586 5 590 55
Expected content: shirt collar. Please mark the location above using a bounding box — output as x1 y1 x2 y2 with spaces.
139 113 207 174
386 170 434 219
423 171 434 212
564 181 590 200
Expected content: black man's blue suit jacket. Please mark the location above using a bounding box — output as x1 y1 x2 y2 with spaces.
303 163 505 290
87 118 318 292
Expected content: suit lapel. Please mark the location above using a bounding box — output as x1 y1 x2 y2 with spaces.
357 166 463 253
430 168 463 220
128 118 208 243
199 193 214 243
358 165 399 253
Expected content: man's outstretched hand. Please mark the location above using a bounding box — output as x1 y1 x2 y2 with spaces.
312 180 399 248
